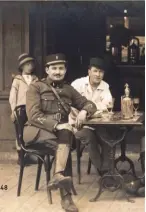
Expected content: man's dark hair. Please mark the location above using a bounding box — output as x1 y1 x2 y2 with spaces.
88 65 104 71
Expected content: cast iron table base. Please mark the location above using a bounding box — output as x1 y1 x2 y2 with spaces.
90 127 134 203
115 127 137 177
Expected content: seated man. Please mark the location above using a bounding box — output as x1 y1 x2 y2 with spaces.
69 57 112 174
23 53 97 212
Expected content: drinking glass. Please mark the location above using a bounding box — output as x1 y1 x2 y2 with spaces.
133 98 140 116
107 98 115 115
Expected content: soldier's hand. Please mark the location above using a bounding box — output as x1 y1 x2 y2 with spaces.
55 123 73 132
75 110 87 130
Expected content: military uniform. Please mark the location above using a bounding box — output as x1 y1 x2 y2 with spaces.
23 53 96 212
23 78 96 145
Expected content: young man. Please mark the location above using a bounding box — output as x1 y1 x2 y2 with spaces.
23 53 97 212
69 57 112 174
9 53 38 164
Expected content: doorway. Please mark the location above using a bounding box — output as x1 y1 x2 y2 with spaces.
45 2 106 82
29 2 106 82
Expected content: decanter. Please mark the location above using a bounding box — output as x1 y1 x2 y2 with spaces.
121 83 134 119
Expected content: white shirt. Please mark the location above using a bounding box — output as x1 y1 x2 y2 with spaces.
22 74 32 85
69 76 112 125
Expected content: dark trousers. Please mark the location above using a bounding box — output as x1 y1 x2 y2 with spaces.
75 127 102 171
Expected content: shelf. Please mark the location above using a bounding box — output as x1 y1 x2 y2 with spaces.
117 64 145 77
117 65 145 68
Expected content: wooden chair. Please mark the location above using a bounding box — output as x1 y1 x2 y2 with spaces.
14 105 76 204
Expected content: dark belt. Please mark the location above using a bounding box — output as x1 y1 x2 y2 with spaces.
52 113 61 122
25 113 68 127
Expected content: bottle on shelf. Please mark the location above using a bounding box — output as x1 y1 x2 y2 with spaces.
128 37 140 65
124 9 129 29
110 44 121 64
121 9 129 64
140 46 145 65
121 45 128 64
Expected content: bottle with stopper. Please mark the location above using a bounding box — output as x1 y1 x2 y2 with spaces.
121 9 129 63
121 83 134 119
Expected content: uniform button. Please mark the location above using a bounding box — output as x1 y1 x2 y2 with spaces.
58 102 60 105
58 108 61 111
59 90 62 93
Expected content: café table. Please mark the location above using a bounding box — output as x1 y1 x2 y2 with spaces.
83 112 144 203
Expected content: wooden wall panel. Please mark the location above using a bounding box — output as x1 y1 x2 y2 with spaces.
0 3 30 144
0 8 4 92
0 3 29 97
0 100 15 140
3 6 22 91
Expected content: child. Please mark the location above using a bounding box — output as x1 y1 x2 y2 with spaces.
9 53 38 164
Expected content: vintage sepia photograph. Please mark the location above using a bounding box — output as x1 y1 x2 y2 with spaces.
0 1 145 212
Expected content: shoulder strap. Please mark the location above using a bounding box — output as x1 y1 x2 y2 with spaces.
49 85 69 114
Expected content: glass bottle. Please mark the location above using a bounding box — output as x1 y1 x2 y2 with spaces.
121 83 134 119
140 46 145 65
110 44 121 64
128 37 140 65
124 9 129 29
121 9 129 63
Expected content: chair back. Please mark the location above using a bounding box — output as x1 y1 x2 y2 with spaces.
14 105 28 147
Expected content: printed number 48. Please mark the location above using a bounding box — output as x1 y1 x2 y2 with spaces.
0 185 8 190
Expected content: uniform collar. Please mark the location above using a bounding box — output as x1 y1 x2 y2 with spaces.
85 76 105 90
46 77 64 88
31 75 38 81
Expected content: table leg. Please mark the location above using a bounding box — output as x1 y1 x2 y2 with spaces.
120 178 135 203
90 144 134 202
90 128 134 203
115 138 137 177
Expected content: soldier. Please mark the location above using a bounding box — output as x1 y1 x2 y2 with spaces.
23 53 97 212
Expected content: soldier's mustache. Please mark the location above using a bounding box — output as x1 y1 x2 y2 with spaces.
54 75 62 77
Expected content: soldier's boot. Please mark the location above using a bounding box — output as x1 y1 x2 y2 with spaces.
48 144 72 190
60 188 78 212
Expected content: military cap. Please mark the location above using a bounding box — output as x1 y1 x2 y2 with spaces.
18 53 34 68
89 57 106 71
45 53 66 66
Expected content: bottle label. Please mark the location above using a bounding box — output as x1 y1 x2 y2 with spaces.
130 49 138 63
121 46 128 62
